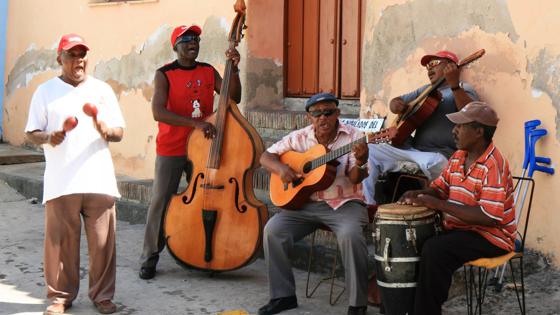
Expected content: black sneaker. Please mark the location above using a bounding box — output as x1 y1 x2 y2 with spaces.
139 266 156 280
258 296 298 315
347 305 367 315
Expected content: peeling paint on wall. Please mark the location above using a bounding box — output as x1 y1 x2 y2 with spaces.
245 57 283 110
92 15 229 102
197 16 229 73
362 0 519 107
528 48 560 140
5 48 58 98
94 25 174 101
94 15 231 102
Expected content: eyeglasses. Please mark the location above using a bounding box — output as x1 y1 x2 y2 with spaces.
309 109 338 118
177 34 201 44
425 59 443 69
62 50 87 59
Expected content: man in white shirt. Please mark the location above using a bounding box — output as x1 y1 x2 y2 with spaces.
25 33 125 315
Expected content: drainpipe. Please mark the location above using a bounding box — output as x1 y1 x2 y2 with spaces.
0 0 8 141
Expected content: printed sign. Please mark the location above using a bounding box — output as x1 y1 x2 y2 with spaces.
340 118 385 132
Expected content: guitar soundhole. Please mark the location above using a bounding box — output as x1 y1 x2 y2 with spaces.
292 177 304 188
303 162 312 174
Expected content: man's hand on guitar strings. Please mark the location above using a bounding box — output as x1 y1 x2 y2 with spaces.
352 142 369 166
279 164 302 184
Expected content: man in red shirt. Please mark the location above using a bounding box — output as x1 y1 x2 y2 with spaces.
399 101 515 315
139 24 241 279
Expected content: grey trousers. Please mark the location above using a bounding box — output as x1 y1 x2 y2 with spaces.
140 155 191 268
263 201 369 307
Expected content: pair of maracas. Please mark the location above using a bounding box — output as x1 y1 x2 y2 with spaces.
62 103 98 133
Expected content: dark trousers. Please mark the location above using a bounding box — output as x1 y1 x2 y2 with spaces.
414 230 508 315
140 155 191 268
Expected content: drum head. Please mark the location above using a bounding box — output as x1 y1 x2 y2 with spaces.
376 203 434 220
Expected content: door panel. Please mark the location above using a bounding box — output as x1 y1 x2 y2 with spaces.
286 0 304 95
340 0 362 98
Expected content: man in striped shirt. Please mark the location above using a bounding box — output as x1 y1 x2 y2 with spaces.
399 101 515 315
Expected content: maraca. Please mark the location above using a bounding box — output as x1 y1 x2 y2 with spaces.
63 116 79 134
83 103 98 121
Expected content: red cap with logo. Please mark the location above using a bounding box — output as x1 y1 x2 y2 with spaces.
420 50 459 66
171 25 202 48
57 34 90 54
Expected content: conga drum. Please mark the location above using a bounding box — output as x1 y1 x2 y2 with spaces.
373 203 437 315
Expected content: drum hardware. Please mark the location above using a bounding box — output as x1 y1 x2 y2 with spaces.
374 227 380 246
434 212 443 234
405 222 418 254
383 238 392 272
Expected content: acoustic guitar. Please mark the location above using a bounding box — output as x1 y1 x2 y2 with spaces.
269 128 396 210
390 49 485 146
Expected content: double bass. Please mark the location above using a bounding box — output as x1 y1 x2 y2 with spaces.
163 11 268 271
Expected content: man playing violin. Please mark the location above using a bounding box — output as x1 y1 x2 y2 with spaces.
363 50 479 205
258 93 370 315
398 101 515 315
138 24 242 280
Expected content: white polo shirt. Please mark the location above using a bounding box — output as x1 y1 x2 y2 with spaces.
25 76 125 203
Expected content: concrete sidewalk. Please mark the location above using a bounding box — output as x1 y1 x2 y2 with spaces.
0 143 358 315
0 179 354 315
1 143 559 315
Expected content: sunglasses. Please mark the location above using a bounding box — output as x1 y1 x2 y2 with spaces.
425 59 444 69
309 109 338 118
62 50 87 59
177 34 201 44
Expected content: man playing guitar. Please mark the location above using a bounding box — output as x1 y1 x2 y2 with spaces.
258 92 370 315
363 50 479 205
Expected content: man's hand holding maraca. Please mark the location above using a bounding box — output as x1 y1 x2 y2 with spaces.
48 116 78 146
84 103 123 142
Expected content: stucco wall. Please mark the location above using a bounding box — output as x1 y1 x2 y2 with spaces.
361 0 560 265
3 0 242 178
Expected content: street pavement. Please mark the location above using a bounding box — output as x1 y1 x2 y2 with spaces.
0 179 355 315
1 141 559 314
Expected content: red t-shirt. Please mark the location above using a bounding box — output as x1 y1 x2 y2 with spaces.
156 61 215 156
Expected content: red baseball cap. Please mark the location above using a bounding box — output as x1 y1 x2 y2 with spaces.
57 33 90 54
171 25 202 48
420 50 458 66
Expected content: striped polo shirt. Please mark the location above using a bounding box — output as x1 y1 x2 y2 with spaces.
431 142 516 251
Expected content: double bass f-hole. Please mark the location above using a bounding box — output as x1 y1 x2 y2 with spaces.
182 173 204 205
228 177 248 213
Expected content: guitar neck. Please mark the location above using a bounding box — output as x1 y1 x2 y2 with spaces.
309 136 367 170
